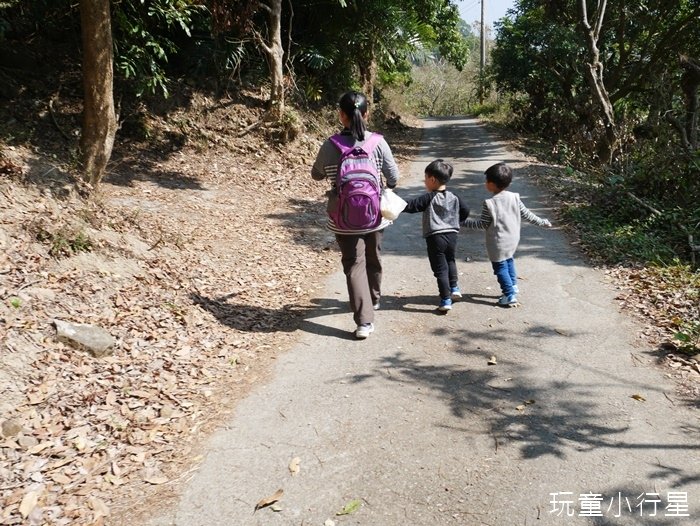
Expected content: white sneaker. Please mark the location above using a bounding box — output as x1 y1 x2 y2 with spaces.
355 323 375 339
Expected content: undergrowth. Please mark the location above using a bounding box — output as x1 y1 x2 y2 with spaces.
472 97 700 354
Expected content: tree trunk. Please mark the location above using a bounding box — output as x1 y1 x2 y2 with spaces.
579 0 617 163
79 0 117 188
358 43 377 105
258 0 285 118
680 55 700 150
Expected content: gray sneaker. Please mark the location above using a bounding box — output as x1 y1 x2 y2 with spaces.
355 323 375 339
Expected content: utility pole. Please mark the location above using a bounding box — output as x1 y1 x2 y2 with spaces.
479 0 486 104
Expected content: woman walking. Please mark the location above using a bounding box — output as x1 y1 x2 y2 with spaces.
311 91 400 339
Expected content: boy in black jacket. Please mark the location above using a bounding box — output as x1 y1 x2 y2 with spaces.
404 159 469 311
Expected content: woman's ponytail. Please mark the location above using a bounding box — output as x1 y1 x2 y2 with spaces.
339 91 368 141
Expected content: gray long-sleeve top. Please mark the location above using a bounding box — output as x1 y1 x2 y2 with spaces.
462 190 550 262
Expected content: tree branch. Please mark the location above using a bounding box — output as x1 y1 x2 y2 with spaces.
593 0 607 41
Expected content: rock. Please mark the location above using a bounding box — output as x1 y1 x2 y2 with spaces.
18 435 38 449
53 319 116 358
1 419 22 437
690 354 700 363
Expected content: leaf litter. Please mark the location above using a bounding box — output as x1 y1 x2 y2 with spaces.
0 95 422 525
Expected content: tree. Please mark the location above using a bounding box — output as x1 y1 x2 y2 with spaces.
578 0 616 162
255 0 285 117
293 0 469 103
79 0 117 187
210 0 286 117
491 0 700 162
667 55 700 151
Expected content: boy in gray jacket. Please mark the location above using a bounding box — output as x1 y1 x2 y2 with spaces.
404 159 469 311
462 162 552 307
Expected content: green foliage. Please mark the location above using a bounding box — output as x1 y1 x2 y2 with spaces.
8 297 21 309
492 0 700 151
290 0 471 102
113 0 207 97
674 321 700 354
34 224 93 258
490 0 700 269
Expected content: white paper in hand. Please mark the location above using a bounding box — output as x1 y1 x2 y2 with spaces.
380 188 407 220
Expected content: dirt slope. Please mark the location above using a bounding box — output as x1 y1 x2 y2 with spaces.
0 92 421 525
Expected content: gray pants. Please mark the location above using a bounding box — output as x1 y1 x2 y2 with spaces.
336 230 383 326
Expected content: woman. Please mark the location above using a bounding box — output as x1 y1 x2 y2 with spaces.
311 91 400 339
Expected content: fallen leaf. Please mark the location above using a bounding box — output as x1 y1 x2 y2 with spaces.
336 499 362 516
143 468 168 485
631 394 646 402
89 496 110 519
516 400 535 411
19 490 40 518
487 356 497 365
288 457 301 476
255 489 283 511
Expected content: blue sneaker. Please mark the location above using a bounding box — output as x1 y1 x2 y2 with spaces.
438 297 453 311
497 294 519 307
450 286 462 299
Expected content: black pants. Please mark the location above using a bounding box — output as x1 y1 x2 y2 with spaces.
426 232 458 300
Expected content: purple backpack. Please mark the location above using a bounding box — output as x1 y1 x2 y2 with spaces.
328 132 383 231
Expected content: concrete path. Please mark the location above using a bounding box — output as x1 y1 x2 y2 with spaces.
148 118 699 526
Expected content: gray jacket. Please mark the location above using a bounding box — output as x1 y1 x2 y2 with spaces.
462 191 550 261
404 190 469 238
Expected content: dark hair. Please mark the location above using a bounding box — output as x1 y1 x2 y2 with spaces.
485 162 512 190
339 91 368 141
425 159 453 184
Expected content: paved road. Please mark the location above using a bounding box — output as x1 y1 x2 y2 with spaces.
147 118 699 526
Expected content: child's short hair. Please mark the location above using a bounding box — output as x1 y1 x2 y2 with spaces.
425 159 453 184
485 162 512 190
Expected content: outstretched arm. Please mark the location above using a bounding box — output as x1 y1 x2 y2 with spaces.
404 192 433 214
457 196 470 223
519 201 552 227
462 202 491 230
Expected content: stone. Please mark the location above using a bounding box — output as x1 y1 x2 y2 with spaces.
54 319 116 358
1 419 22 437
18 435 38 448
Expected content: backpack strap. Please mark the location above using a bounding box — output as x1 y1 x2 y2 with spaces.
361 132 383 155
329 134 352 155
329 132 383 155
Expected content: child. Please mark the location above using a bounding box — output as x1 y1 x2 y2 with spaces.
403 159 469 311
462 162 552 307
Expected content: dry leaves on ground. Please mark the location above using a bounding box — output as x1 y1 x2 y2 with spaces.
0 99 422 525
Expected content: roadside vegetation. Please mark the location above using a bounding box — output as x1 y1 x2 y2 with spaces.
385 1 700 358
